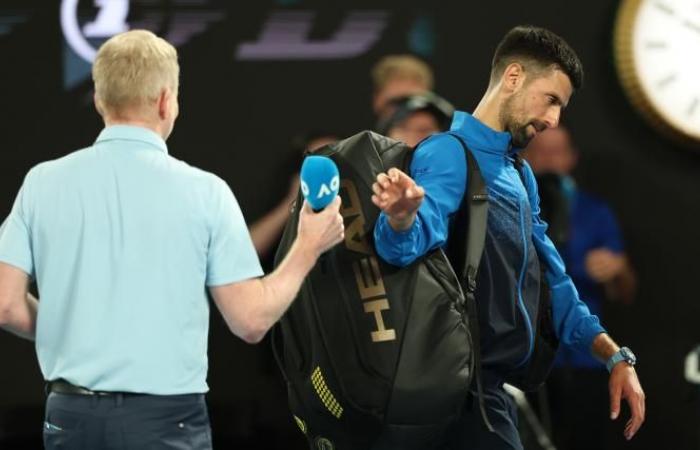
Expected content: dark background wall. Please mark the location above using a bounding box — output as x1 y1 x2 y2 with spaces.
0 1 699 448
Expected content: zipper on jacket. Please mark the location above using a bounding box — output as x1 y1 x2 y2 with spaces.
513 171 535 368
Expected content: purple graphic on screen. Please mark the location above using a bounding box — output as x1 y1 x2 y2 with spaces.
236 10 388 60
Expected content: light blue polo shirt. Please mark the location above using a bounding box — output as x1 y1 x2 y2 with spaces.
0 125 263 394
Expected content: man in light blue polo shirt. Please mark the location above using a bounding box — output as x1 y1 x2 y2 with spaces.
0 30 344 450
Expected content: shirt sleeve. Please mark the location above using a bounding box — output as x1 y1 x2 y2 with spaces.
0 172 35 277
206 177 264 286
520 161 606 354
374 134 467 267
566 195 625 283
596 202 624 254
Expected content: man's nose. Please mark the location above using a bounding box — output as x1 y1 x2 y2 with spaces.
544 108 561 129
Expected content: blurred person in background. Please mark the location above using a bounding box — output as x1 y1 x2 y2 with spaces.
371 54 434 121
523 126 637 450
376 92 454 147
249 131 339 271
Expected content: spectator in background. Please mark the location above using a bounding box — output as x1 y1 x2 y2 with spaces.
523 126 637 450
371 54 434 121
249 132 338 270
376 92 454 147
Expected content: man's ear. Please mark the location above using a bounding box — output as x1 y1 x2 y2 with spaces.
502 62 525 93
157 88 171 120
94 93 105 117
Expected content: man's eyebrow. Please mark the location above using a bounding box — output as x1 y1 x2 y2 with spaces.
549 92 568 109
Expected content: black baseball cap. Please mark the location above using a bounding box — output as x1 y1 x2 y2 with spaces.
376 92 454 135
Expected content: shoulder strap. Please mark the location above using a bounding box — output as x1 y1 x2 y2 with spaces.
513 153 542 218
445 132 489 288
446 132 494 433
512 153 527 188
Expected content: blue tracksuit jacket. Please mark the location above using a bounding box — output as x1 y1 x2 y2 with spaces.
374 111 606 372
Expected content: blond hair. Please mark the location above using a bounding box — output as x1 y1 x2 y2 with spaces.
371 55 434 93
92 30 179 115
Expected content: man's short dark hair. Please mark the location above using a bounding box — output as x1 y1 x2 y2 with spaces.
491 25 583 90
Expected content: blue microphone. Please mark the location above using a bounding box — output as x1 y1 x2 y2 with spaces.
300 156 340 211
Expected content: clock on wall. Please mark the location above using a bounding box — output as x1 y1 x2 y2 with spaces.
614 0 700 148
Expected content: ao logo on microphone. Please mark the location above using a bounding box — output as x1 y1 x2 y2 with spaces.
301 176 340 200
299 156 340 210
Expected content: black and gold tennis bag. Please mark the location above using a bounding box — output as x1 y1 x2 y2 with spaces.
273 131 489 450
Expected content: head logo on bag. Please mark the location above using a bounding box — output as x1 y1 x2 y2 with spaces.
341 179 395 343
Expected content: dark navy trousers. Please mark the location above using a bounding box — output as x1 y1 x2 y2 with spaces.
43 392 212 450
440 378 523 450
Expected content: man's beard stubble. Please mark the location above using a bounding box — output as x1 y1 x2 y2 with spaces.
499 93 534 149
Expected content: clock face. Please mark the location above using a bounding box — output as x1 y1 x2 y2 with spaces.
615 0 700 144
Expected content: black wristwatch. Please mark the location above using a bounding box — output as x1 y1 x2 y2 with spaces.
606 346 637 373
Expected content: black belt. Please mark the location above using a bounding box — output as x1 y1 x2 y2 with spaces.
46 379 127 397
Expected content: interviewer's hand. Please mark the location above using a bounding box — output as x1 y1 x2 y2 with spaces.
297 196 344 256
609 362 645 441
371 168 424 231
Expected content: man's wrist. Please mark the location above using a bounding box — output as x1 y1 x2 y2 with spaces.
291 237 320 269
388 213 417 232
591 332 618 361
606 346 637 373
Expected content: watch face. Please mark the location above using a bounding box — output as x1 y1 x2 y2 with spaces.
615 0 700 146
621 347 637 365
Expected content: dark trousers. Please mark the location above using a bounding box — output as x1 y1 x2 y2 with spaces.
43 392 212 450
440 381 523 450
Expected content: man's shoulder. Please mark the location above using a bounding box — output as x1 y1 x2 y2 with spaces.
25 147 93 181
413 132 467 162
417 131 462 150
154 154 231 196
164 154 218 182
410 132 467 179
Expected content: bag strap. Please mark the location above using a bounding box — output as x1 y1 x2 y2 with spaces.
512 153 527 192
446 132 494 433
448 134 489 289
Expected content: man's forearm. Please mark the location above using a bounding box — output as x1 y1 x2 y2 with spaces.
388 211 418 231
256 238 318 328
213 198 343 343
212 237 319 343
0 293 38 341
591 332 620 362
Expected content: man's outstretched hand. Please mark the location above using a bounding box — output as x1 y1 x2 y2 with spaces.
371 168 424 231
